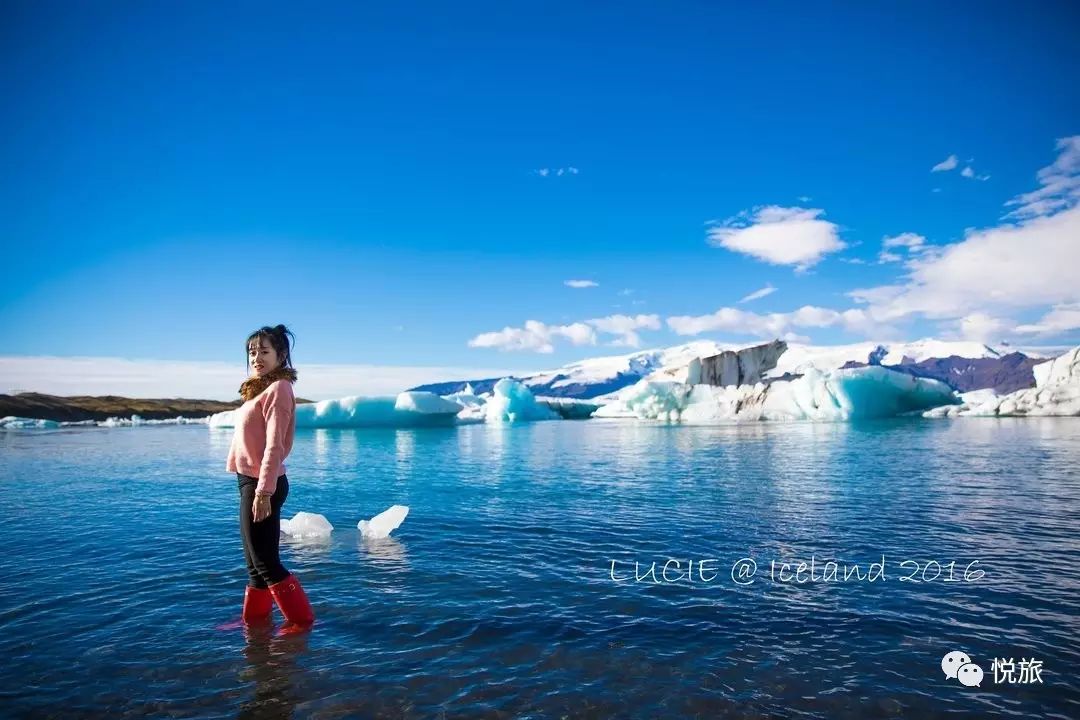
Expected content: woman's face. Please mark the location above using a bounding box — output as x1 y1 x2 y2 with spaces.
248 338 281 377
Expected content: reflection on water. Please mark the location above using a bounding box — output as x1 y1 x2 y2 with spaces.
1 418 1078 718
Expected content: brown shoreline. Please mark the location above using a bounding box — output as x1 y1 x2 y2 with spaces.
0 392 315 423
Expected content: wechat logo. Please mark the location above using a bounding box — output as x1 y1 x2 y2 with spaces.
942 650 984 687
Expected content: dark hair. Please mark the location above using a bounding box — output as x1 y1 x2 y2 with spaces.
245 324 296 370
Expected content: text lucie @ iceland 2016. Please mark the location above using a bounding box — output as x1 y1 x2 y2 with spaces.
609 557 985 585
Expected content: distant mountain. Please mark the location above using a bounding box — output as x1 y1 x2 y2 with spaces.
409 339 1063 400
840 351 1049 394
410 340 729 399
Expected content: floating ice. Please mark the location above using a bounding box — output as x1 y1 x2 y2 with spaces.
536 397 603 419
209 391 462 429
394 391 464 415
596 365 958 422
1 416 61 429
484 378 560 423
358 504 409 539
280 511 333 538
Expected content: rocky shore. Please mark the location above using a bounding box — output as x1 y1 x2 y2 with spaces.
0 392 314 423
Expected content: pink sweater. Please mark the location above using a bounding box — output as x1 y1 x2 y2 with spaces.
225 379 296 495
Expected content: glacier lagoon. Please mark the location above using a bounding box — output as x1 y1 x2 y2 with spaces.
2 419 1078 718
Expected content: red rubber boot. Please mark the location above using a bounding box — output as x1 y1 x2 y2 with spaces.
242 586 274 624
268 574 315 634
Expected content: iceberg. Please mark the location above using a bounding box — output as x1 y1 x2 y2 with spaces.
357 504 409 539
924 346 1080 417
1 416 61 429
536 397 603 420
595 365 959 423
280 511 333 538
484 378 560 423
209 390 463 429
393 391 464 416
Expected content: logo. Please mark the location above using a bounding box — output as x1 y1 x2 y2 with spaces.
942 651 1044 687
942 650 982 687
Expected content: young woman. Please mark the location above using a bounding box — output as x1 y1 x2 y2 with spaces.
225 324 315 631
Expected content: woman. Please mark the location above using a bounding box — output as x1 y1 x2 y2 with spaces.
226 323 315 631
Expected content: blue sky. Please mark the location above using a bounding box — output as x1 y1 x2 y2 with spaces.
2 1 1078 391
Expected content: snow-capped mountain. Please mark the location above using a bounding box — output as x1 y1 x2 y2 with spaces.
408 339 1066 400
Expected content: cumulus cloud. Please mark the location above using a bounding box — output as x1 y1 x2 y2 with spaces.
847 138 1080 338
932 154 959 172
468 314 660 352
586 314 661 347
564 279 598 288
954 312 1011 343
738 284 777 304
850 206 1080 323
706 206 846 271
468 320 597 353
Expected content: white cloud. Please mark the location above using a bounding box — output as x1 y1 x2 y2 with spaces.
1005 135 1080 219
851 205 1080 323
954 312 1011 343
797 195 812 202
468 320 597 353
961 166 974 178
666 304 893 339
738 284 777 304
878 232 927 264
468 313 660 352
587 313 661 347
847 139 1080 338
535 166 580 178
706 205 846 271
0 356 530 400
564 279 598 288
1015 303 1080 336
883 233 926 251
618 288 634 296
932 154 959 172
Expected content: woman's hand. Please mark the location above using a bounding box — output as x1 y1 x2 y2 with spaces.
252 494 272 522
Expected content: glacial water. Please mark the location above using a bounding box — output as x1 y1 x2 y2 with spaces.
2 418 1078 719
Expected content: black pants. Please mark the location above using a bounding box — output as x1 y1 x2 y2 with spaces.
238 473 290 589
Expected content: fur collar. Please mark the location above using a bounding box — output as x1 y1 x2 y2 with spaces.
239 366 298 402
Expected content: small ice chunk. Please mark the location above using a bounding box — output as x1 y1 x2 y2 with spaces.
280 511 334 538
358 504 409 539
